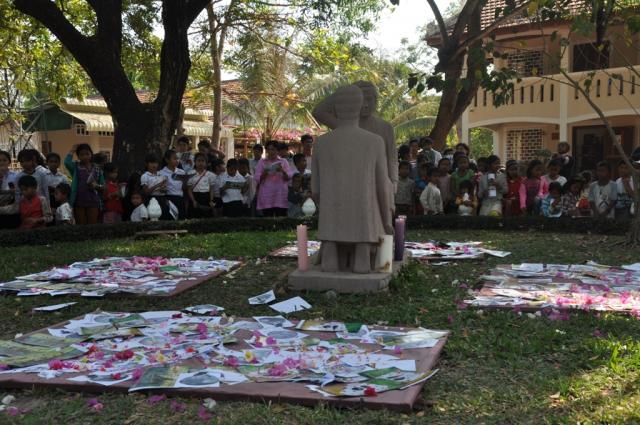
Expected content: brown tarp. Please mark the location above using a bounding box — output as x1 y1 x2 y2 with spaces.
0 316 447 412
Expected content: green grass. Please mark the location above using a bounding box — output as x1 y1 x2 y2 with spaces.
0 229 639 424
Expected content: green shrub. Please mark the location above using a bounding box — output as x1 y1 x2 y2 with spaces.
0 215 628 247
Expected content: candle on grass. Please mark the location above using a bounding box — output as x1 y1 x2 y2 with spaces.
394 216 406 261
297 224 309 271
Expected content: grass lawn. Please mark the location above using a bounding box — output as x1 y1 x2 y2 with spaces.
0 228 639 424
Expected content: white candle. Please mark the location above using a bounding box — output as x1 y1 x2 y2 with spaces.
375 235 393 273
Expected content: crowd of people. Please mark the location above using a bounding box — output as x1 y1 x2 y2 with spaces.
0 132 637 230
0 135 315 229
402 138 637 220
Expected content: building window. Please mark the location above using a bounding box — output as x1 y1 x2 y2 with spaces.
506 128 544 161
572 42 610 72
507 50 543 77
97 130 114 137
75 124 89 136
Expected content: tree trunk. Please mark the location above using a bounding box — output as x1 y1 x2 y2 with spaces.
427 1 483 151
13 0 209 177
207 2 233 150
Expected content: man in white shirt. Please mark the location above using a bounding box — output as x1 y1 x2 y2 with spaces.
218 158 247 217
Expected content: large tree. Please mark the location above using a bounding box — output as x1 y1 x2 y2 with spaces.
11 0 209 176
408 0 532 149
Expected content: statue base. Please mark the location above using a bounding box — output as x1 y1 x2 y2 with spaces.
288 252 410 294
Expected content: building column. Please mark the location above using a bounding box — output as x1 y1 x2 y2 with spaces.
461 109 470 145
559 81 569 147
492 129 503 158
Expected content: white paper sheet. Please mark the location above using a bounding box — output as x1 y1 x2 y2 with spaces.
33 302 76 312
248 290 276 305
269 296 311 313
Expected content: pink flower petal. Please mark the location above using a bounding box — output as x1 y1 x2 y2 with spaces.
198 406 213 421
147 394 166 405
170 400 187 413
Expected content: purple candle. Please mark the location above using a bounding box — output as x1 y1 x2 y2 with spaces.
394 216 406 261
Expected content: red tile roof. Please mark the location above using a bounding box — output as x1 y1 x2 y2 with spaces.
427 0 586 44
86 80 246 110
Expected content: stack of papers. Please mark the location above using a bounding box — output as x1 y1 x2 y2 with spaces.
269 241 511 261
0 256 241 297
464 262 640 313
0 310 448 399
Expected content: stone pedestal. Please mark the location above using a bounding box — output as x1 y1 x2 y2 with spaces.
288 253 410 294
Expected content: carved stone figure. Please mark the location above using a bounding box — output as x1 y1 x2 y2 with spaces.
311 85 393 273
313 80 398 188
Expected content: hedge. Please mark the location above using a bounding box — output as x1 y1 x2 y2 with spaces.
0 215 632 248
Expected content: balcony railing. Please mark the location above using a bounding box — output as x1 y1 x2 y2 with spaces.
468 66 640 127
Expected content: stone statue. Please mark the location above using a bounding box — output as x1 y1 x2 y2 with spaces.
313 80 398 188
311 85 394 273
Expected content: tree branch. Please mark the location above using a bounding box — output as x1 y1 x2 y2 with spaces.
13 0 91 58
87 0 123 56
426 0 449 43
450 0 481 41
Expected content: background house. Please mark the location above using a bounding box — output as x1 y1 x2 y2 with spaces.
429 0 640 172
20 94 235 162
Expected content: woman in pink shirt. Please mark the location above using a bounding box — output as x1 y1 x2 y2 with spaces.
255 140 294 217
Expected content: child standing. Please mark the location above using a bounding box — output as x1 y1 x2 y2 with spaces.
542 158 567 188
64 144 104 225
292 153 311 191
478 155 506 217
211 159 226 217
160 150 186 220
16 149 48 200
187 153 217 218
238 158 256 216
249 144 264 176
54 182 74 225
561 176 586 217
395 160 415 216
589 161 617 218
554 142 574 179
17 175 52 229
451 155 476 199
436 158 453 213
420 167 443 215
503 160 524 216
520 159 548 215
288 173 307 218
455 180 477 216
102 163 123 223
129 191 149 222
414 163 429 215
0 150 19 229
615 161 635 219
45 152 69 209
175 136 195 176
141 154 170 220
541 181 563 217
219 158 247 217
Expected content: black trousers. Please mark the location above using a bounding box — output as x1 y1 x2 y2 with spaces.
223 200 245 217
